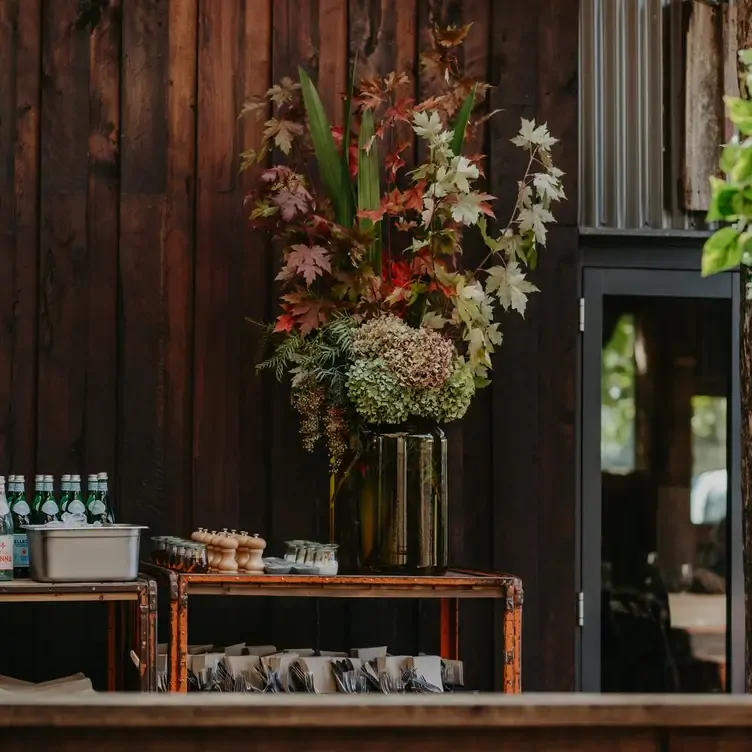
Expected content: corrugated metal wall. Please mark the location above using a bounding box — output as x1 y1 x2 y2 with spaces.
579 0 712 232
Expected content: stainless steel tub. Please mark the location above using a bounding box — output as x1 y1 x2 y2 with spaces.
23 525 147 582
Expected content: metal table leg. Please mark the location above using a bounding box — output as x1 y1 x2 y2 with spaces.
440 597 459 660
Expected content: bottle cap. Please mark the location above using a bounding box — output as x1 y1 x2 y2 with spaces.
35 474 43 481
97 472 108 480
87 474 97 482
8 475 15 482
0 476 5 485
72 474 81 482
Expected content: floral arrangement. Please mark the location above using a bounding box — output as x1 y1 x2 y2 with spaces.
242 24 565 470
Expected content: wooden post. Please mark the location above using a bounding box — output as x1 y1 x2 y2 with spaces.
738 0 752 694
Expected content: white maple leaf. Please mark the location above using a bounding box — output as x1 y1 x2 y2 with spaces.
412 110 444 139
450 192 495 226
517 203 556 244
421 196 436 226
533 172 565 203
511 118 558 150
485 261 539 317
430 166 455 198
450 155 480 193
422 311 449 329
519 182 533 208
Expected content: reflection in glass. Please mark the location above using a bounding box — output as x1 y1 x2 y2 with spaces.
600 297 730 693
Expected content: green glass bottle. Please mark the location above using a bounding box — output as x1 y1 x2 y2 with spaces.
32 474 60 524
10 476 30 578
58 474 71 516
31 475 44 524
7 476 16 508
0 477 14 581
86 474 107 524
66 475 86 521
98 472 114 524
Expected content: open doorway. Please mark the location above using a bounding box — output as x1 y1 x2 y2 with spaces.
580 268 742 693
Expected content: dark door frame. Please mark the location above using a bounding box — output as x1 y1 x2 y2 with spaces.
579 267 742 693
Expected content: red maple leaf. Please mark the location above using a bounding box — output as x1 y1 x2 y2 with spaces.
277 244 331 286
274 312 297 333
385 141 410 180
401 182 425 213
395 218 418 232
357 207 386 222
384 98 415 124
386 260 412 287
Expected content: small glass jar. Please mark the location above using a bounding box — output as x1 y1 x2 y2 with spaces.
295 542 311 565
284 540 301 563
196 543 208 573
314 544 339 576
150 536 166 565
304 544 320 566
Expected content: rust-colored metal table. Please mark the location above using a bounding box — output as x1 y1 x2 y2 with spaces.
141 565 522 694
0 578 158 691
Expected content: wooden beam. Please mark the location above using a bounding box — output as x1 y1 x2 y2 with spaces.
684 2 724 211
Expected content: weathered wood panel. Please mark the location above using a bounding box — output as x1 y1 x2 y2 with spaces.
120 0 195 539
0 0 40 483
0 0 579 691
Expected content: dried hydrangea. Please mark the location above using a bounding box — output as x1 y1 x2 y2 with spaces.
413 357 476 422
346 358 412 425
323 406 348 472
290 378 325 451
351 314 454 390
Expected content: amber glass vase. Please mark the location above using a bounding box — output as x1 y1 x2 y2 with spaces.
333 425 448 575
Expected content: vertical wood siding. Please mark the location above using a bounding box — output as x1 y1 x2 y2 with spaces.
0 0 578 690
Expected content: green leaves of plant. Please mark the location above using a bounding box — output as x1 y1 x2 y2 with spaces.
726 96 752 136
450 84 477 156
298 66 354 227
702 227 742 277
358 108 381 273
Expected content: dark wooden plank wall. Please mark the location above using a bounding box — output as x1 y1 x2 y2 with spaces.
0 0 578 691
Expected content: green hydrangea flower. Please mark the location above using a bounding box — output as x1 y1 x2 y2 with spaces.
414 357 475 422
346 358 412 425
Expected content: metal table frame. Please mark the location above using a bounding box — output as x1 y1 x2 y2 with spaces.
0 578 157 691
141 565 522 694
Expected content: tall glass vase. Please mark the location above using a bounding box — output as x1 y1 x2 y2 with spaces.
333 425 448 575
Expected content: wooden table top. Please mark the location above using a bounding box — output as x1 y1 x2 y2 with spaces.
2 693 752 728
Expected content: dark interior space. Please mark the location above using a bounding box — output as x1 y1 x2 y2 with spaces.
600 295 730 693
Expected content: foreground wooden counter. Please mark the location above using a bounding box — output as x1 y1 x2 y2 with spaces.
2 693 752 750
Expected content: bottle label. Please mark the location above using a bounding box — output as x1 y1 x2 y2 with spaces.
12 500 30 516
67 500 86 515
13 534 28 568
88 500 106 515
0 536 13 570
40 500 59 516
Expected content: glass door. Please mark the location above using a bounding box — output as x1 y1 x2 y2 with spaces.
581 268 742 693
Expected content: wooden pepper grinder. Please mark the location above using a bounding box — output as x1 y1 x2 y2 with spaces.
235 531 251 573
245 534 266 574
191 528 206 544
207 530 220 572
217 531 238 574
